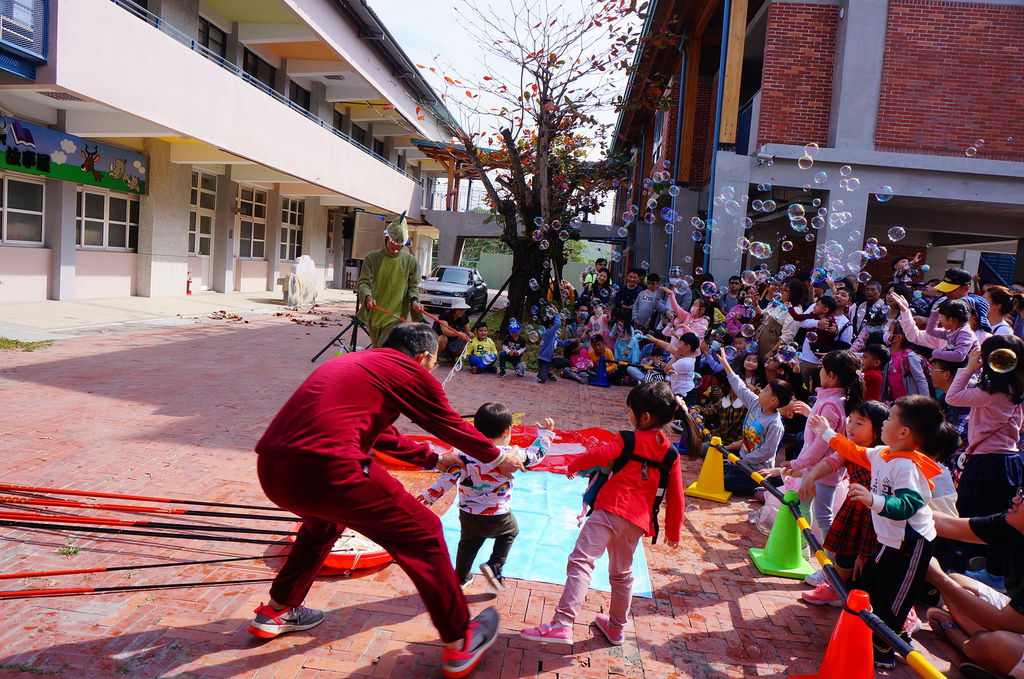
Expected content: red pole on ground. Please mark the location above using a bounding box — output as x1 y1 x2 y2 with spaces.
0 511 295 536
0 483 288 512
0 495 294 522
0 553 282 581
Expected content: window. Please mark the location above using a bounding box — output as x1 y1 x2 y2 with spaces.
373 138 385 159
198 17 226 59
288 81 310 111
188 171 216 256
333 110 345 133
651 108 665 170
237 187 267 260
280 197 304 261
243 49 276 89
75 189 140 251
351 123 368 147
1 175 44 243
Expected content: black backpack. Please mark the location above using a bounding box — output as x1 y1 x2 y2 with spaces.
580 430 678 544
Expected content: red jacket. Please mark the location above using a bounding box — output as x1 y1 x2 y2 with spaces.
256 348 500 467
567 429 685 542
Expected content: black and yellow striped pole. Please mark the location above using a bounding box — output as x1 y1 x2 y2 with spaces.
689 413 946 679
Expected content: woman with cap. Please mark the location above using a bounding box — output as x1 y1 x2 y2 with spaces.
356 211 424 347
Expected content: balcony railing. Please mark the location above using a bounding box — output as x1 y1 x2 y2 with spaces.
110 0 419 182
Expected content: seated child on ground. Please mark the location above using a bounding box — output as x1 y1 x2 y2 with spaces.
465 323 498 374
716 347 792 495
691 377 748 457
587 334 619 384
421 404 555 593
520 382 685 646
498 319 527 377
808 396 948 669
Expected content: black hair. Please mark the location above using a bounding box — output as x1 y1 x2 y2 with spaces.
978 334 1024 404
864 281 883 292
728 275 741 284
382 322 439 357
765 379 794 408
850 400 889 446
626 381 685 428
938 299 970 324
732 351 766 386
679 332 699 351
816 296 838 314
473 322 489 332
930 358 960 375
629 267 645 277
574 301 590 312
591 333 605 346
863 344 891 366
647 272 660 284
986 286 1013 315
595 258 608 265
821 349 865 415
473 402 514 439
892 395 945 447
922 422 961 463
784 277 807 309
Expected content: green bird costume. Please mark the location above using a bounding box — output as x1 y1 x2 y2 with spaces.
356 211 422 347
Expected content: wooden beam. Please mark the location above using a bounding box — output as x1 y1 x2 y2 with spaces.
446 159 456 211
719 0 749 145
677 39 702 184
693 0 721 39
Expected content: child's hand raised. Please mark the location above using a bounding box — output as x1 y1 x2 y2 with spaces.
807 414 830 436
536 417 556 431
848 483 873 507
965 346 983 373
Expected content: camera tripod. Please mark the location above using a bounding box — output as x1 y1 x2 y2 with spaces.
311 315 368 362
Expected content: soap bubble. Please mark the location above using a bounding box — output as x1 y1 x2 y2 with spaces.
866 237 878 246
746 341 759 354
845 177 861 191
695 266 704 275
721 185 736 199
790 217 808 232
663 159 672 169
528 331 540 342
858 271 871 283
723 346 737 361
684 255 692 264
532 229 544 241
661 207 677 222
668 185 681 197
847 250 868 271
643 212 656 224
763 200 777 212
691 216 704 228
622 211 636 224
888 226 906 242
617 227 628 237
804 143 820 156
807 331 819 343
540 239 550 250
737 237 751 251
741 323 755 338
641 260 650 270
778 344 797 362
988 347 1018 373
781 240 793 251
920 264 930 273
534 216 545 226
683 274 694 285
875 186 894 202
611 250 622 262
803 184 812 191
691 229 704 242
702 243 713 254
742 217 754 229
811 216 826 229
965 146 978 157
750 242 773 260
811 268 827 283
558 229 570 241
665 224 675 234
724 200 742 216
643 178 654 189
798 155 814 170
840 165 853 177
788 203 805 218
814 171 828 185
741 269 758 286
751 199 764 212
529 279 539 291
805 233 815 242
701 281 718 297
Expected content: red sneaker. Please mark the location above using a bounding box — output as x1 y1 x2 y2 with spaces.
520 621 573 645
801 583 842 607
592 614 623 646
441 607 499 678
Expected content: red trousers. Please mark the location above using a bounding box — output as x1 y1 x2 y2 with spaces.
257 454 468 642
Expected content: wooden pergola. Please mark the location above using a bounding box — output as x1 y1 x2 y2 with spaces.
410 138 504 211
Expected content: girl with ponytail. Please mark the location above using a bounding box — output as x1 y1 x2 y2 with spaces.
782 350 865 546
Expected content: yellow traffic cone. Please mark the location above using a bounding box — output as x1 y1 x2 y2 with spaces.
686 436 733 502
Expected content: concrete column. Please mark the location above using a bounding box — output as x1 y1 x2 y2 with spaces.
303 197 329 286
817 189 867 269
265 185 282 292
331 212 346 289
136 139 191 297
962 250 981 277
275 60 289 97
310 81 331 122
668 188 701 272
226 23 243 67
43 179 76 300
438 235 466 267
149 0 200 36
828 0 888 150
211 170 236 293
707 150 751 281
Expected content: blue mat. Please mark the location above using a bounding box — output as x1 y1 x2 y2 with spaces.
440 471 653 598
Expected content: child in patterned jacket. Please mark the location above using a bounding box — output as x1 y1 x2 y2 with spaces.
421 403 555 593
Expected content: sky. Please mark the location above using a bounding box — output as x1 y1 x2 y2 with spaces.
369 0 631 223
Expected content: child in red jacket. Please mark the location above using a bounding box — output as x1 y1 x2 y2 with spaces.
520 382 686 646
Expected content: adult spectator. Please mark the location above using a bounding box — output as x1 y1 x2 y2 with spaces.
614 268 643 316
434 300 471 363
252 323 517 677
581 269 613 307
851 281 885 336
632 273 666 330
582 258 608 287
925 495 1024 679
665 266 693 314
929 268 992 332
719 276 743 314
356 212 424 347
985 286 1016 336
912 278 943 317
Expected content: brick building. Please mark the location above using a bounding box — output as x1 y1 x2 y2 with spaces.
613 0 1024 284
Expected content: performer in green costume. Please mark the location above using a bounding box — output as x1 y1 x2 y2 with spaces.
356 211 424 347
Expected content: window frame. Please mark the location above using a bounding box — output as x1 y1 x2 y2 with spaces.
188 171 216 257
288 81 311 112
280 197 304 262
242 48 276 89
197 16 227 59
237 186 268 260
0 173 45 245
74 187 140 252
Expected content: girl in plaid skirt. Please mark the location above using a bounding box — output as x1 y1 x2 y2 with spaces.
801 400 888 607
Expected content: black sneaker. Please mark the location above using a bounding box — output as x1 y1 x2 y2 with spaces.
480 563 504 594
441 606 499 678
873 641 895 670
497 370 506 378
248 603 325 639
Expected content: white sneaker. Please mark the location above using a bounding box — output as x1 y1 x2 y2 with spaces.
515 363 525 377
804 569 827 587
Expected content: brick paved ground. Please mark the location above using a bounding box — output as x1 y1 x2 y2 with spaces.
0 300 963 678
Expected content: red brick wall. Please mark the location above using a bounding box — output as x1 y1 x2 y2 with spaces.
690 78 714 186
756 2 838 147
876 1 1024 160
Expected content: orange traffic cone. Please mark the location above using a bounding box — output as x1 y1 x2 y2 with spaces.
790 589 874 679
686 436 732 502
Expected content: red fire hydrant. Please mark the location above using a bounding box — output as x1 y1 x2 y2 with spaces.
186 272 193 295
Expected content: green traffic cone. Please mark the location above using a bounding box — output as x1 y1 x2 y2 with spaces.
749 489 814 578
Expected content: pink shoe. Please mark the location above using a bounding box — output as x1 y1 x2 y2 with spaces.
801 583 842 607
592 614 623 646
520 622 573 645
903 606 922 635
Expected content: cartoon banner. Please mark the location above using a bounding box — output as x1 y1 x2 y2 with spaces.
0 116 148 195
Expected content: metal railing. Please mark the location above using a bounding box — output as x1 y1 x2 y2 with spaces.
110 0 420 183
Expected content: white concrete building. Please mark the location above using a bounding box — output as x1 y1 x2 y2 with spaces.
0 0 453 302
